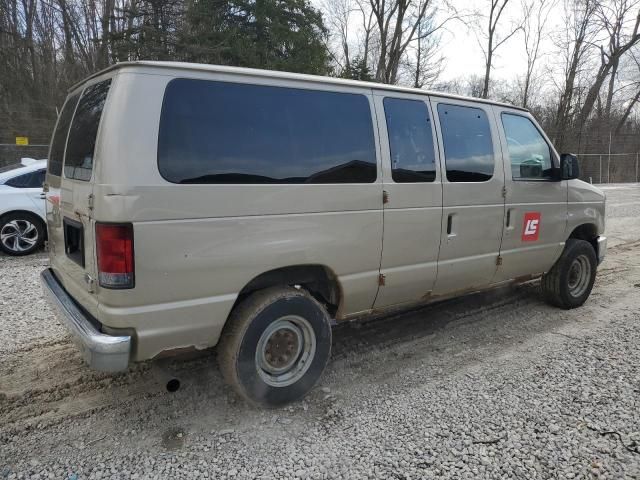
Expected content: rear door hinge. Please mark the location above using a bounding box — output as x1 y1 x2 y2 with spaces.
378 273 386 286
496 255 503 266
501 186 507 198
84 273 95 293
88 194 94 211
383 190 389 204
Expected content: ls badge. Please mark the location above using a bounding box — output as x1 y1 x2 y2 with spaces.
522 212 541 242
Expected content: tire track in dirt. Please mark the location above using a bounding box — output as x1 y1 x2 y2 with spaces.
2 226 639 439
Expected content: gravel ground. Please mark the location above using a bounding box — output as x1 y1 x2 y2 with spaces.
1 184 640 479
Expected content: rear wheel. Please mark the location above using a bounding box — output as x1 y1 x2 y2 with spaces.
0 212 45 256
218 286 332 407
541 239 597 309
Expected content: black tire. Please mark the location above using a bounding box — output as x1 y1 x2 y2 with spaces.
0 212 45 256
218 286 332 407
541 239 597 309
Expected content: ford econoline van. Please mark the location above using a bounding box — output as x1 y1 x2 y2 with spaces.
41 61 606 406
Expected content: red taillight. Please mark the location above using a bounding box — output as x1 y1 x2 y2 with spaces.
96 223 134 289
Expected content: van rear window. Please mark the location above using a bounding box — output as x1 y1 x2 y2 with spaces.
158 79 377 184
64 79 111 181
48 93 80 177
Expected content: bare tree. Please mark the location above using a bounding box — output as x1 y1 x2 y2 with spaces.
614 48 640 134
355 0 376 72
551 0 599 150
578 0 640 125
520 0 555 108
475 0 523 98
368 0 453 84
323 0 355 71
407 13 444 88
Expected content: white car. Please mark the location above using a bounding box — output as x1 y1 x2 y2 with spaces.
0 159 47 255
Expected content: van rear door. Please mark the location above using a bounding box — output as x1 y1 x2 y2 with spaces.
45 78 112 315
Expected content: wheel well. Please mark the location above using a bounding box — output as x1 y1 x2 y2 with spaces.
233 265 343 318
568 223 598 253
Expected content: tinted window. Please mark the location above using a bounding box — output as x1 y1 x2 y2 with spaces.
35 169 46 187
437 104 494 182
48 93 80 177
158 79 377 184
384 98 436 183
501 114 553 180
65 79 111 181
5 169 45 188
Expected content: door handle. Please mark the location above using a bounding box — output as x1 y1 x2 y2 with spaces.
506 208 514 229
447 213 456 239
39 193 46 199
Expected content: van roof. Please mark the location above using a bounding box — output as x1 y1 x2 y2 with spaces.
71 61 529 112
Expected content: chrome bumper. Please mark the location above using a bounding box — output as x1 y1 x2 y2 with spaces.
597 235 607 264
40 268 131 372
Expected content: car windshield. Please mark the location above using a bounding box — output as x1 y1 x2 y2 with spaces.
0 163 22 174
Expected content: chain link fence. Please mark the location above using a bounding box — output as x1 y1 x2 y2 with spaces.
577 153 640 184
0 144 49 168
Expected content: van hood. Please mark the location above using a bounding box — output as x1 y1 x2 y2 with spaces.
570 179 606 203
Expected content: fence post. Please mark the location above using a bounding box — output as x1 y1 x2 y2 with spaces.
607 155 611 184
599 155 602 184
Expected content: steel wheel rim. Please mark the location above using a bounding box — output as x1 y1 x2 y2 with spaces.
1 220 38 253
255 315 316 387
567 254 591 297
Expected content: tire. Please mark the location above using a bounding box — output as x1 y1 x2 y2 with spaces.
218 286 332 407
0 212 45 256
541 239 597 309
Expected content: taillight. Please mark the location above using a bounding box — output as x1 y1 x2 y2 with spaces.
95 223 134 289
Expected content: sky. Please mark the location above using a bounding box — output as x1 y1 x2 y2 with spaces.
434 0 565 82
316 0 569 84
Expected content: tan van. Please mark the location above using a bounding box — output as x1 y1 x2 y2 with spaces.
41 61 606 406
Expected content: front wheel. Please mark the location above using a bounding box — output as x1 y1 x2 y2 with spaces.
218 286 332 407
541 239 597 309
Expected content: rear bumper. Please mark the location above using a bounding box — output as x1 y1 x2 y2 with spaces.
597 235 607 264
40 268 131 372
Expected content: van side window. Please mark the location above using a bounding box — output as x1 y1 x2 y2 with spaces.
383 98 436 183
158 79 377 184
48 93 80 177
64 79 111 181
501 113 553 180
437 104 494 182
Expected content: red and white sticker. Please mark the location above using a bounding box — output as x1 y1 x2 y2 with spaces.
522 212 541 242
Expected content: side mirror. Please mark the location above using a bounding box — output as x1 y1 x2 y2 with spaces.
560 153 580 180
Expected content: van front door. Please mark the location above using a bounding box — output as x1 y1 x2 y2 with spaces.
373 93 443 308
430 98 505 295
493 109 567 281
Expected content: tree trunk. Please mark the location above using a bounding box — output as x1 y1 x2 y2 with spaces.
604 57 619 119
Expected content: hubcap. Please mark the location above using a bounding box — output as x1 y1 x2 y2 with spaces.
567 254 591 298
1 220 38 253
255 315 316 387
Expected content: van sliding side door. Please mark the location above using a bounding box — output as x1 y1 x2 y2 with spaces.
372 91 443 308
430 98 506 295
